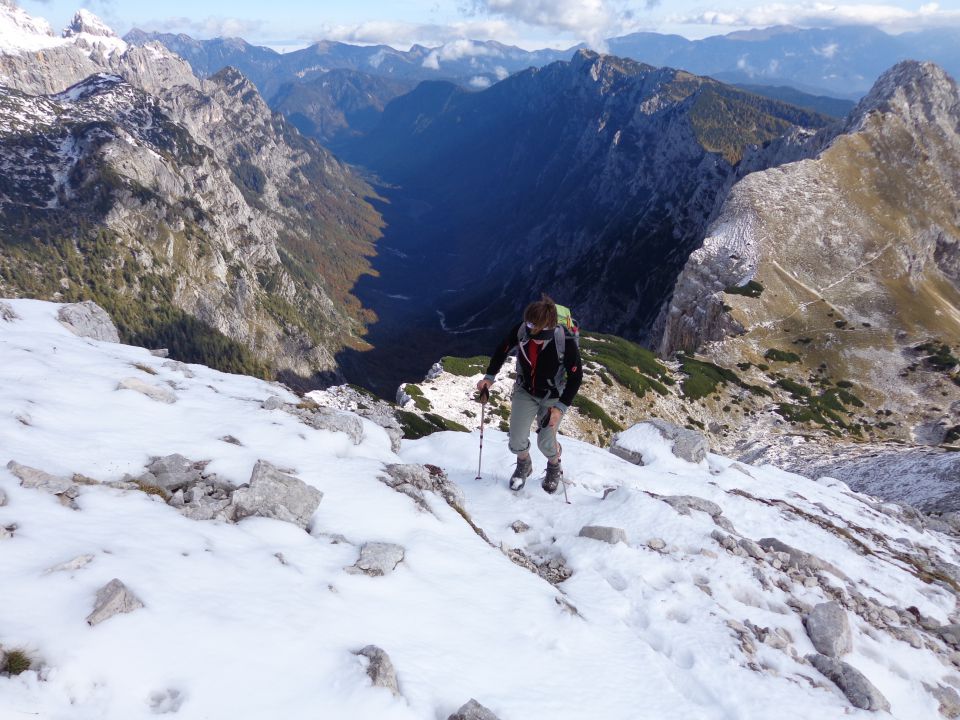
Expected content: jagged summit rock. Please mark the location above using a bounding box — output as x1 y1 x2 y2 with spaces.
63 9 118 40
849 60 960 131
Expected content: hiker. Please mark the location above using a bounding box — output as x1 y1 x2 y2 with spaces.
476 294 582 493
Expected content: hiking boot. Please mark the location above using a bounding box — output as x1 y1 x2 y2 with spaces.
509 455 533 491
542 460 563 494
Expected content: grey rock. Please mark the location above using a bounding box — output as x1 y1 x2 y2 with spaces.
149 348 169 358
807 653 890 712
117 377 176 404
381 463 465 510
612 419 709 464
44 554 95 574
0 301 18 322
738 538 766 560
355 645 400 697
347 542 405 577
647 538 667 551
146 454 203 492
662 494 723 517
57 301 120 343
758 537 849 580
578 525 628 545
308 407 364 445
937 624 960 647
504 547 572 585
262 395 286 410
891 626 923 649
448 699 501 720
86 579 144 626
0 487 6 506
7 460 76 497
230 460 322 530
162 361 195 379
925 682 960 718
0 525 12 540
805 602 852 657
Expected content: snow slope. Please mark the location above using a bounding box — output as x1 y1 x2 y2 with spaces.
2 299 959 719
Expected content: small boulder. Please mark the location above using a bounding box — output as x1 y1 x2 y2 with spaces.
86 578 144 626
262 395 285 411
355 645 400 697
57 301 120 343
7 460 77 500
662 495 723 517
611 419 708 464
347 542 405 576
0 300 18 322
807 654 889 712
118 377 176 404
145 454 203 491
511 520 531 534
44 554 95 574
0 487 6 506
925 682 960 719
230 460 322 530
738 538 766 560
448 699 501 720
149 348 169 358
805 602 852 657
308 407 364 445
578 525 628 545
646 538 667 551
381 463 465 510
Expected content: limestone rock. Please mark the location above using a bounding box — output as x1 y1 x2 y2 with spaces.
355 645 400 697
807 653 890 712
738 538 766 560
612 419 708 464
262 395 285 410
758 537 849 580
662 494 723 517
380 463 464 510
347 542 405 576
0 487 6 506
925 682 960 719
578 525 628 545
7 460 77 498
117 377 176 404
0 301 18 322
44 554 95 574
647 538 667 551
86 578 144 626
230 460 322 530
448 699 501 720
805 602 852 657
145 454 204 491
307 407 364 445
511 520 531 533
57 301 120 343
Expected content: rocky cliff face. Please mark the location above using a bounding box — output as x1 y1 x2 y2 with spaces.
658 61 960 444
0 4 382 384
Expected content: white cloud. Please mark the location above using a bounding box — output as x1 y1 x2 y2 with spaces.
671 2 960 34
142 16 265 39
813 41 839 58
312 19 516 50
469 75 493 88
494 65 510 80
467 0 643 49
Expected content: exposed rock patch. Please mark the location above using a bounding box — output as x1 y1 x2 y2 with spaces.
354 645 400 697
807 653 890 712
6 460 79 507
805 602 853 657
86 579 144 626
230 460 322 529
578 525 628 545
117 377 176 404
448 699 501 720
0 301 18 322
347 542 405 577
378 463 464 513
57 301 119 343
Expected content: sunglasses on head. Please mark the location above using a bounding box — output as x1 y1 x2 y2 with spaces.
525 322 555 341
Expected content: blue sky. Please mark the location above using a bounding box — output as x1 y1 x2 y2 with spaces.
20 0 960 51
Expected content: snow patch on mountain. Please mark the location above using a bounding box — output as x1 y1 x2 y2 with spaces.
4 299 960 718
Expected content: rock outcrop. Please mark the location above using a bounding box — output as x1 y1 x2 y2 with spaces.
86 579 144 626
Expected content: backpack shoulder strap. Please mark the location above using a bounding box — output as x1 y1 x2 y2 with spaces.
553 326 566 365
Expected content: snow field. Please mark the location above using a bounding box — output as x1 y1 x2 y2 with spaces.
0 299 954 719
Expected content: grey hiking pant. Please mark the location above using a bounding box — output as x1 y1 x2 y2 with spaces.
508 385 562 460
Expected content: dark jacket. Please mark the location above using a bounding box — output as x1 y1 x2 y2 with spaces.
484 322 583 411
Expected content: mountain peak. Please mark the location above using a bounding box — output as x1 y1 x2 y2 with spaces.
0 0 60 53
63 9 117 39
850 60 960 128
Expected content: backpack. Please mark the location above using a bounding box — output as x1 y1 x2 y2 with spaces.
516 304 580 394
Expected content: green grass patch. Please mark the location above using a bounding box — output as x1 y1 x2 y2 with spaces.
403 384 432 412
440 356 490 376
679 354 771 400
724 280 764 298
572 395 623 433
764 348 801 363
916 341 960 372
2 649 31 675
395 410 466 439
776 377 811 398
579 332 671 398
424 413 468 433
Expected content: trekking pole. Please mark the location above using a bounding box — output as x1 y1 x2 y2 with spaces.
475 386 489 480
